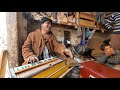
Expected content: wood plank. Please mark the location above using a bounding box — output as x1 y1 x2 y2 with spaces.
80 12 95 21
32 60 65 78
80 61 120 78
47 65 69 78
6 12 19 68
75 12 80 25
79 19 95 28
0 50 8 78
58 67 74 78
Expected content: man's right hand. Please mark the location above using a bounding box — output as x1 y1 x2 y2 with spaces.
26 55 39 63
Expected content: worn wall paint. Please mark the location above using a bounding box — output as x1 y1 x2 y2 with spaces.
51 26 81 46
6 12 19 68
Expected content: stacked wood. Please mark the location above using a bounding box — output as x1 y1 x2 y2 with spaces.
79 12 96 28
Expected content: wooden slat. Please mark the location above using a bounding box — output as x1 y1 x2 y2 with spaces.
80 12 95 21
47 65 69 78
58 67 74 78
79 19 95 28
32 60 66 78
0 50 8 78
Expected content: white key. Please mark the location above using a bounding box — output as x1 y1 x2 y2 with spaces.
16 74 20 78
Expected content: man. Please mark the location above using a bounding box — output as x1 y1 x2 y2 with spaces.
104 12 120 50
97 43 120 68
22 17 73 65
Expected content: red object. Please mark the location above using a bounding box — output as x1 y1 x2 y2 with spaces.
80 61 120 78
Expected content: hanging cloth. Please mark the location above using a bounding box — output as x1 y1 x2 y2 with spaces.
43 45 50 59
77 26 82 38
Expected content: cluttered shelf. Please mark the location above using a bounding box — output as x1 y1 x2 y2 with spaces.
24 12 105 31
52 22 104 31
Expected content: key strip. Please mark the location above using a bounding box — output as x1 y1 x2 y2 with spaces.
14 57 57 74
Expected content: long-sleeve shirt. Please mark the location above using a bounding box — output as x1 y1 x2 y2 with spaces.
97 50 120 68
104 12 120 33
22 29 65 60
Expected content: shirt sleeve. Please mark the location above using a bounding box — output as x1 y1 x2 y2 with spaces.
104 14 114 30
107 57 120 65
52 35 65 56
97 54 108 64
22 33 36 60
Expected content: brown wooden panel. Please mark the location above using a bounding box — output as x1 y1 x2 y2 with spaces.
80 12 95 21
80 61 120 78
79 19 95 28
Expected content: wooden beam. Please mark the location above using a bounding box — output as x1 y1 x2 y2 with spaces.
80 12 95 21
6 12 19 68
79 19 95 28
75 12 80 26
6 12 27 68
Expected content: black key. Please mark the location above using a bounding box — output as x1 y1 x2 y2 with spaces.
25 66 27 68
37 62 40 64
31 63 35 66
17 68 19 71
39 61 42 63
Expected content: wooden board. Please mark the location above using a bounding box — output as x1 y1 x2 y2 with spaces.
58 67 74 78
47 65 69 78
80 12 95 21
0 50 8 78
79 19 95 28
80 61 120 78
78 12 96 28
32 60 66 78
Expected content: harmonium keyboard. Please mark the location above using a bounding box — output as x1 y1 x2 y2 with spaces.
80 61 120 78
9 57 70 78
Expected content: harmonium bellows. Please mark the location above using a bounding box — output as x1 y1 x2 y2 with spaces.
9 57 69 78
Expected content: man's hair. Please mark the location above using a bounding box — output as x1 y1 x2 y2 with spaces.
40 17 52 26
103 39 110 45
100 43 110 51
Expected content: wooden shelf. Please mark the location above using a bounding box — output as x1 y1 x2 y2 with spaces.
53 21 101 31
80 12 95 21
79 19 95 28
78 12 96 29
52 22 78 30
32 12 99 30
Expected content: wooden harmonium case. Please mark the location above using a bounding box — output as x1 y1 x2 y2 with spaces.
9 57 69 78
80 61 120 78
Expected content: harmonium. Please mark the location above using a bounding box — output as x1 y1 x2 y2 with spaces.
9 57 70 78
80 61 120 78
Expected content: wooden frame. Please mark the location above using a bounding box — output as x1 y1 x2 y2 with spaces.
79 12 96 28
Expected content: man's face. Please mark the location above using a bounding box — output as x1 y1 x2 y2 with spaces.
41 21 52 33
104 45 114 56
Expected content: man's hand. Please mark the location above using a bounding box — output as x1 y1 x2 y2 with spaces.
64 49 73 58
26 55 39 63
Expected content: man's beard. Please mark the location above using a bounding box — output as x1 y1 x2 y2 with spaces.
45 27 51 33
